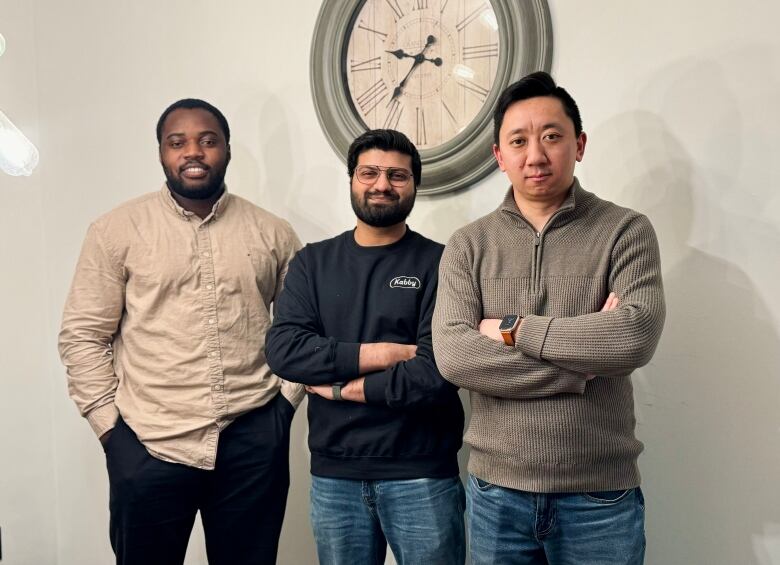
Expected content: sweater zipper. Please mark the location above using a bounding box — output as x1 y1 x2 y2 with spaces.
533 232 541 293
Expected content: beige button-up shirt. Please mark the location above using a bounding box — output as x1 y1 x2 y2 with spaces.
59 186 303 470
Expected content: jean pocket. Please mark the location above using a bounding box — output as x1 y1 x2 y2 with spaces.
469 474 495 492
101 417 123 454
582 488 633 504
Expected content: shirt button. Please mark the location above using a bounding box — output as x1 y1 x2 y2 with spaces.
208 318 216 324
202 251 211 257
212 384 223 391
206 284 214 290
209 351 218 358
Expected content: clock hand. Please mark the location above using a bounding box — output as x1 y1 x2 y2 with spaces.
386 48 414 60
389 36 438 100
386 50 441 66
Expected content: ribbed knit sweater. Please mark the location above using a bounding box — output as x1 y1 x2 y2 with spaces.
432 179 665 492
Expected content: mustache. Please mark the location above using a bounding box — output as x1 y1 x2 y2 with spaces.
364 190 399 201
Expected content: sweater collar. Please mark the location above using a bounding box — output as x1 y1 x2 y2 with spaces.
499 177 584 230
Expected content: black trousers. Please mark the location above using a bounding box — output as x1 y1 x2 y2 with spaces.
104 394 294 565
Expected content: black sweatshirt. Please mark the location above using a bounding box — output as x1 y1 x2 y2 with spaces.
266 228 463 479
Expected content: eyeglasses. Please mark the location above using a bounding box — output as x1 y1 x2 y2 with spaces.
355 165 413 188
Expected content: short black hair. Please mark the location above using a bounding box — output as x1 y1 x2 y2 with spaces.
156 98 231 144
493 71 582 145
347 129 422 187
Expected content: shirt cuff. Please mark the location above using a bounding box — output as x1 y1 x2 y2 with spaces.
516 315 554 360
333 341 361 381
86 402 119 438
362 370 389 405
279 379 306 408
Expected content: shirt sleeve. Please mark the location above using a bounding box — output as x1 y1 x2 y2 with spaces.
271 221 307 407
517 214 666 376
432 233 587 399
362 266 460 408
58 222 124 438
265 247 362 386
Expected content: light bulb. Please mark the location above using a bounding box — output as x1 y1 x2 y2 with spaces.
0 109 40 176
0 33 5 57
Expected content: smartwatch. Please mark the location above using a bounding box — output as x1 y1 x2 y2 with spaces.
499 315 522 346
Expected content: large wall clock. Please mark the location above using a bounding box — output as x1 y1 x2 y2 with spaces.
310 0 552 195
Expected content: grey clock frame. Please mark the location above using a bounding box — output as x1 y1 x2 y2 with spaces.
310 0 553 195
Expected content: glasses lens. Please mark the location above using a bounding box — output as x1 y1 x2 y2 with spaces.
356 166 412 186
387 169 411 186
357 166 380 183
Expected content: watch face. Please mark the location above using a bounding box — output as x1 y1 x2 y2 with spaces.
345 0 501 149
498 314 519 331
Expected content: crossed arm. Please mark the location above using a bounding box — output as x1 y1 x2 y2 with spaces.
303 343 416 402
265 249 456 408
432 215 665 399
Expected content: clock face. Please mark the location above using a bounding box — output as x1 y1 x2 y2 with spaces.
345 0 501 149
311 0 552 194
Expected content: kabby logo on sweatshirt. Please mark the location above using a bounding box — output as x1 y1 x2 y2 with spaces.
389 276 421 290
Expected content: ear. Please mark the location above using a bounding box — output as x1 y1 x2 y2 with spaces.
575 132 587 162
226 143 232 165
492 143 506 171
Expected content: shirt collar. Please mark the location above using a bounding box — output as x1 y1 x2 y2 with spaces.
159 184 231 221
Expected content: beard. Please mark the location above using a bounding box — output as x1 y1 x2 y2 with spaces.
350 188 416 228
163 161 227 201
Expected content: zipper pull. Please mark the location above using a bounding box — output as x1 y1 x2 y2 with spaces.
534 233 541 246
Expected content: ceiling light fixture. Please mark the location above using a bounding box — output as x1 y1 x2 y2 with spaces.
0 109 39 176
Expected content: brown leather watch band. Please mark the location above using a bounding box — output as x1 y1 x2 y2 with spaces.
500 330 515 346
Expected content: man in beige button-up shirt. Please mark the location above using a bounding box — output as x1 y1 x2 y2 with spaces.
59 98 303 565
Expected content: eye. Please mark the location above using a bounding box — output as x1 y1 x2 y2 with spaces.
388 170 411 183
169 140 183 149
509 137 526 147
358 168 379 179
201 138 217 146
543 133 561 141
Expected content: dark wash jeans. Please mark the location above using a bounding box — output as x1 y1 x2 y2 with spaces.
104 394 294 565
467 474 645 565
310 475 466 565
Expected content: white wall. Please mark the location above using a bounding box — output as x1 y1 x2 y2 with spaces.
0 1 778 564
0 1 58 564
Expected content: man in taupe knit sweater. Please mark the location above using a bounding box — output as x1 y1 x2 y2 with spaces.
432 72 665 564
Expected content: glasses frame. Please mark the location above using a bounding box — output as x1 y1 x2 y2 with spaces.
354 165 413 188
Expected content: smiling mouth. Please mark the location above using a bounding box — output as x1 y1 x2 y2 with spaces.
181 164 209 179
366 193 398 203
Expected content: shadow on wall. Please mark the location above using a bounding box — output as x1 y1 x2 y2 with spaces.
587 60 780 564
231 91 343 244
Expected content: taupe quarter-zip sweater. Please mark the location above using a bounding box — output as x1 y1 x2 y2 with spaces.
432 179 665 492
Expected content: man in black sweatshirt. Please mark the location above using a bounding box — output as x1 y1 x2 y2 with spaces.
266 129 465 565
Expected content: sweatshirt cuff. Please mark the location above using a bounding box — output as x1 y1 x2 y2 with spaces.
517 315 554 360
279 379 306 408
333 341 361 381
362 371 390 405
86 402 119 439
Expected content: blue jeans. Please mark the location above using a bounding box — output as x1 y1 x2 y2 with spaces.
310 475 465 565
467 474 645 565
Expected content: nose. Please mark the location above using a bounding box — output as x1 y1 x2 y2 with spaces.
183 140 204 160
372 170 393 191
525 139 547 165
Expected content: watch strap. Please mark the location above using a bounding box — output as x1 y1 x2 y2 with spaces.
332 383 343 401
501 330 515 346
